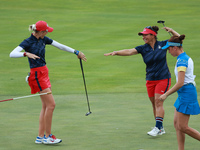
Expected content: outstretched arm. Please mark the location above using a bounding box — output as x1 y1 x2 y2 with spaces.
104 48 138 56
51 40 87 62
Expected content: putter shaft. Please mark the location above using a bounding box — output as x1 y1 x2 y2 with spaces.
79 59 92 115
0 92 52 102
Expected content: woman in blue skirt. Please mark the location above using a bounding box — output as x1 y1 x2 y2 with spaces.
159 34 200 150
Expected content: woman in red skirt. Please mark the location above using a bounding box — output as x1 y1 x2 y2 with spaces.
10 20 87 144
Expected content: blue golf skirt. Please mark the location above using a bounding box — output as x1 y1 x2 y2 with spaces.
174 83 200 115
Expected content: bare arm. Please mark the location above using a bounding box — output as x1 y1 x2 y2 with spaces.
159 71 185 101
163 27 180 37
104 48 138 56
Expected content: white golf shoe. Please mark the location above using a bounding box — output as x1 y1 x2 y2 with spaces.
43 134 62 144
158 127 166 135
147 127 161 136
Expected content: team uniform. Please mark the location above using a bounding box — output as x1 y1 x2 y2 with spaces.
19 34 53 94
9 21 81 145
174 52 200 115
135 40 171 136
135 40 171 97
11 34 75 94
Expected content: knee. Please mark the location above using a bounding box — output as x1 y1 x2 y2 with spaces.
174 120 178 130
177 124 189 133
155 98 163 108
180 126 189 133
48 102 56 110
51 103 56 110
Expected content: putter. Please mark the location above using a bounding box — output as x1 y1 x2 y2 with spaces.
0 92 52 102
79 58 92 116
157 20 172 36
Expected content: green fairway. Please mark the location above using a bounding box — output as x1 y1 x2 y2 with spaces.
1 0 200 149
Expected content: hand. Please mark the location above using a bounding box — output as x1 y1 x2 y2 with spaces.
78 51 87 62
162 27 173 33
26 52 40 60
159 93 167 101
104 51 117 56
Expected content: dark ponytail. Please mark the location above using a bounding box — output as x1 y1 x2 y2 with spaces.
168 34 185 46
151 26 159 33
179 35 185 41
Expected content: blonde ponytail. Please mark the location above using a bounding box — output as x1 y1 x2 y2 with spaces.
29 24 36 32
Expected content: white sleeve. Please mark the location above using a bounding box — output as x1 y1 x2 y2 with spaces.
10 46 24 58
51 40 75 54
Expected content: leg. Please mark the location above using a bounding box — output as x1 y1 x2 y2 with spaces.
147 94 165 136
38 100 46 137
147 96 165 136
155 94 165 130
38 88 62 145
146 81 164 136
147 79 170 136
149 97 156 118
155 93 164 118
154 78 171 124
177 111 200 141
39 88 55 137
146 80 156 118
174 109 185 150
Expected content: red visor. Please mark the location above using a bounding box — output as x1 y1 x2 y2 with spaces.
138 28 157 36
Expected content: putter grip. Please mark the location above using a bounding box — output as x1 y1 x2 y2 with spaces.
0 98 14 102
47 92 52 94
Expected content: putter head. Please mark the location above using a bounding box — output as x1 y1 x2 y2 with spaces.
85 112 92 116
157 20 165 23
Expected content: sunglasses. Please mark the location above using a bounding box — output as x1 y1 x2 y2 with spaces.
145 26 157 33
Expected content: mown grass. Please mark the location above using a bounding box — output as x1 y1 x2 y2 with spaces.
0 0 200 149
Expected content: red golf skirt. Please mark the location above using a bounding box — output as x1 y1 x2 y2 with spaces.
28 65 51 94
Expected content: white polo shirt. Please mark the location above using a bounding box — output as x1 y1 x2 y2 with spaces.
174 52 196 85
